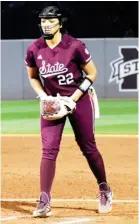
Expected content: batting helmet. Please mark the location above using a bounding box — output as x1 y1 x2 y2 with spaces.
38 6 67 40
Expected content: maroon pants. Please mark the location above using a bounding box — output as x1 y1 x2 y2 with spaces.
40 92 107 196
41 93 96 160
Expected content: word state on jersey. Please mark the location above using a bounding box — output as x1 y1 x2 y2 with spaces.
39 60 74 86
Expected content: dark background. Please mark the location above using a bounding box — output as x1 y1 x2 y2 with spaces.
1 1 138 39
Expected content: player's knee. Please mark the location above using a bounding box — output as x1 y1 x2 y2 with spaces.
42 147 59 161
76 136 99 157
83 148 101 161
42 136 60 149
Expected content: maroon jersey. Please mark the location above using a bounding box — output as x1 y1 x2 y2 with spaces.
25 34 92 96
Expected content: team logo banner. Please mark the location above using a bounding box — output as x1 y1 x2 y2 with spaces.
109 46 139 92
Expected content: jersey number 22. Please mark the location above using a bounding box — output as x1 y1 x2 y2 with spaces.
57 73 74 85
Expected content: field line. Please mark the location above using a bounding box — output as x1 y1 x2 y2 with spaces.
0 216 95 223
0 215 32 221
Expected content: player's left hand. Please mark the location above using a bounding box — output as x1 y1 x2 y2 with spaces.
57 94 76 114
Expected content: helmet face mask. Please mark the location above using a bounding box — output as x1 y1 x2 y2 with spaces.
38 6 64 40
39 18 61 40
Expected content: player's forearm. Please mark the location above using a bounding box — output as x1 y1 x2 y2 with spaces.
29 78 47 97
71 73 97 102
71 89 83 102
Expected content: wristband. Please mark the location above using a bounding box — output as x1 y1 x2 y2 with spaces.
78 77 93 93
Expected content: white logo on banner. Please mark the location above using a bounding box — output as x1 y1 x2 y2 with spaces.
109 46 139 92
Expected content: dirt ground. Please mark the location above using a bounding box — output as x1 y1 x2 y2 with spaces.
1 135 138 224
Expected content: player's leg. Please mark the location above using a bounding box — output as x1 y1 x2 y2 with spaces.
33 116 66 217
68 93 112 213
69 93 107 185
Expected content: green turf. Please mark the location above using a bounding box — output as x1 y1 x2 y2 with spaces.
1 99 138 134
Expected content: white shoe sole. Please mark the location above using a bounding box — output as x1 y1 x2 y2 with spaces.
33 210 52 218
98 206 112 214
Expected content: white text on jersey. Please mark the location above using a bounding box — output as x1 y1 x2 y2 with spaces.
39 60 68 78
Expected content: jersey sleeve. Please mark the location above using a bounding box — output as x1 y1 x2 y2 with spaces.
76 42 92 65
24 47 37 67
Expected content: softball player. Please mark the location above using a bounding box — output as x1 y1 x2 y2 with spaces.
25 5 112 217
